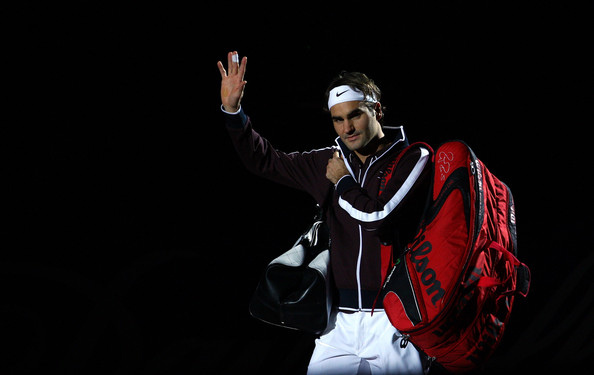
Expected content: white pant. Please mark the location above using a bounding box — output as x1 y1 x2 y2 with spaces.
307 310 423 375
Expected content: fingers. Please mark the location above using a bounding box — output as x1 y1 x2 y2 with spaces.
226 51 234 73
326 151 348 184
218 50 248 103
219 51 246 78
327 151 344 168
228 51 239 75
217 61 227 78
239 56 247 81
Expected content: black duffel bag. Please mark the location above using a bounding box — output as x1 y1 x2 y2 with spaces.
249 206 333 335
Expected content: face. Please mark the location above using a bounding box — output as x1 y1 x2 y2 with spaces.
330 101 384 153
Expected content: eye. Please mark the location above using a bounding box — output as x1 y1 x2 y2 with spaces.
348 113 362 121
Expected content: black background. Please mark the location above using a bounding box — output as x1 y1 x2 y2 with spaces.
5 1 593 374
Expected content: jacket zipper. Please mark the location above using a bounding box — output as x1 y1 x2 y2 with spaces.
346 139 405 311
356 224 363 310
355 165 364 310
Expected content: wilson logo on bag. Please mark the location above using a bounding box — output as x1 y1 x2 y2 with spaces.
381 140 531 373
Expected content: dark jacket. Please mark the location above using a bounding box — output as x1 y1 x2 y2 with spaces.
225 107 431 311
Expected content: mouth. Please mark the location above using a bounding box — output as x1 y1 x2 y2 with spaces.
345 134 360 142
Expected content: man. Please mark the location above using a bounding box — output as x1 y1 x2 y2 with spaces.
218 51 431 374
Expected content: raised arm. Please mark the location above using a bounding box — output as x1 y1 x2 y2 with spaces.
217 51 247 113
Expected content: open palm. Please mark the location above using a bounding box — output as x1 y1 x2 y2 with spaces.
217 51 247 113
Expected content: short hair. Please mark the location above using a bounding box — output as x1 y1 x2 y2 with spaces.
324 71 386 124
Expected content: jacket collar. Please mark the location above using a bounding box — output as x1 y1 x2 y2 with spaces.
334 126 409 180
334 125 409 164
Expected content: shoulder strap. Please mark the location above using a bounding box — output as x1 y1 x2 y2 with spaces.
373 142 433 314
378 141 434 268
379 142 433 196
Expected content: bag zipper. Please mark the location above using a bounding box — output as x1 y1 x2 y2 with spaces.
403 252 424 324
398 159 484 339
400 239 481 342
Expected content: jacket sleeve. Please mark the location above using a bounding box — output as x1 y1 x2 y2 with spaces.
224 107 333 205
335 145 432 231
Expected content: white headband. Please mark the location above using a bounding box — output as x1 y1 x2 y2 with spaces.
327 85 377 110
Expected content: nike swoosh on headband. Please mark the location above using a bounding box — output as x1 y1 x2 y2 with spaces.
328 85 377 109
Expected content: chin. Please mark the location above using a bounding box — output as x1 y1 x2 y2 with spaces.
345 143 359 152
347 140 365 152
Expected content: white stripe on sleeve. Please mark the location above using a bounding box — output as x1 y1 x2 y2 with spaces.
338 147 430 222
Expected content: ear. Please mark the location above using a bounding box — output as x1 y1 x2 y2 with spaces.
374 102 383 120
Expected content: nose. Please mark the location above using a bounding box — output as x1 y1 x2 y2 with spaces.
342 119 355 135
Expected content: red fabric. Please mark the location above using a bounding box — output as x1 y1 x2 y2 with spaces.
378 143 432 285
383 141 531 373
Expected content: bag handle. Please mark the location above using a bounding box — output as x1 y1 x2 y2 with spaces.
477 241 530 297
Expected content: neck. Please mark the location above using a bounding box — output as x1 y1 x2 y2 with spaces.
354 135 389 164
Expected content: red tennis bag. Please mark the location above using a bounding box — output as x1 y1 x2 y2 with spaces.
381 140 531 373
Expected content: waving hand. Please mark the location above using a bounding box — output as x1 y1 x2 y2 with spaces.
217 51 247 113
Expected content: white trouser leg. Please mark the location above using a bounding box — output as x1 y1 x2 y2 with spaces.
307 310 423 375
